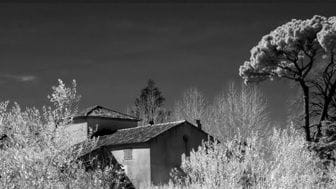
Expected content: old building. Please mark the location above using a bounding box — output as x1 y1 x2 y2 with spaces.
73 105 139 135
70 105 210 187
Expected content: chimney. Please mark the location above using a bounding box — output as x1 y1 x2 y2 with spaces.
149 120 154 125
195 119 202 130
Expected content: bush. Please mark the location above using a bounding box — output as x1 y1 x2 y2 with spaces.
169 126 336 189
0 79 127 189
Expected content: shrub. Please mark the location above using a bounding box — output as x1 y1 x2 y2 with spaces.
170 125 336 188
0 79 127 189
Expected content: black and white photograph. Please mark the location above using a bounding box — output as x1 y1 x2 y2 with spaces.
0 0 336 188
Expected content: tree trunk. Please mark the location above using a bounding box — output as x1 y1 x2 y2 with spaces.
318 53 336 137
301 81 311 142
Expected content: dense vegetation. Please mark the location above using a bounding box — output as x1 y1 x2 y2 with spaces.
0 80 130 188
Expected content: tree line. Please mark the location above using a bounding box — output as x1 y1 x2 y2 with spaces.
129 79 269 140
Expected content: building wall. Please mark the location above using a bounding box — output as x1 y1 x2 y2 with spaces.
73 117 138 136
111 146 151 188
149 123 209 185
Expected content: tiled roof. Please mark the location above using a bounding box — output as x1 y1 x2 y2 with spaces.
76 105 138 120
98 120 187 146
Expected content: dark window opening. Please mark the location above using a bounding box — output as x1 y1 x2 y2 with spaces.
183 135 189 156
91 128 116 138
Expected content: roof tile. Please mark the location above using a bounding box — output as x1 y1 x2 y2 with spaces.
98 120 187 146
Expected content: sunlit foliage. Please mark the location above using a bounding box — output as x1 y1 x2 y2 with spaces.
0 80 126 189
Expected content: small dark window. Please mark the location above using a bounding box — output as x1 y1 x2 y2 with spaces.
183 135 189 156
124 149 133 160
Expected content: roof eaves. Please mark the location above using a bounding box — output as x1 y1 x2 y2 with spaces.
73 115 140 121
100 141 150 149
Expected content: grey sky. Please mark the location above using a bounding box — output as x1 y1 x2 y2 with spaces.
0 2 335 125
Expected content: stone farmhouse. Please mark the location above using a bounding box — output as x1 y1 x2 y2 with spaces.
68 105 211 187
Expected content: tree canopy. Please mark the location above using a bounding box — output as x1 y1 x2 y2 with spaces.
239 15 336 141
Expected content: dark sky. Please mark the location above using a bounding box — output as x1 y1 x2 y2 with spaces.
0 2 335 124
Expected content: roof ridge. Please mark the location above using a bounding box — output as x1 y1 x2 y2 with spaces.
79 105 138 119
142 120 186 127
85 105 100 116
118 120 186 131
103 107 138 120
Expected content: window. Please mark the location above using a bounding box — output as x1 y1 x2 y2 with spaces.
124 149 133 160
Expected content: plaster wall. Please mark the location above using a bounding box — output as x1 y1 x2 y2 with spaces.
112 147 151 188
149 123 209 185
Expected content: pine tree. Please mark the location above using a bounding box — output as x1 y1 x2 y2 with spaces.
133 79 170 125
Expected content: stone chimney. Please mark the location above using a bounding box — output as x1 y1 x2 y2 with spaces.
195 119 202 130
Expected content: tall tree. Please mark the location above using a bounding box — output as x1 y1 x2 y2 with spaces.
209 83 269 140
133 79 169 125
240 15 336 142
312 17 336 123
173 87 207 124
